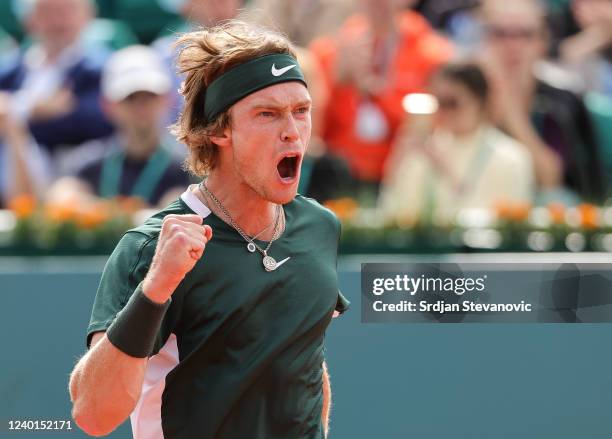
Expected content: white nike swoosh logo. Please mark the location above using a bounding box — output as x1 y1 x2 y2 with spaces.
275 256 291 268
271 64 296 76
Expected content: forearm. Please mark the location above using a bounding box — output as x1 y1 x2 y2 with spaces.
322 361 331 437
69 215 208 436
559 27 612 65
69 334 147 437
4 127 37 199
503 113 563 189
529 144 563 189
516 135 563 190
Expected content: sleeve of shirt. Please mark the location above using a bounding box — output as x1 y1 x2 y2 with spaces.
335 290 350 316
332 211 350 316
86 230 161 348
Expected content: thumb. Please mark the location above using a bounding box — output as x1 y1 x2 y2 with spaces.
203 225 213 241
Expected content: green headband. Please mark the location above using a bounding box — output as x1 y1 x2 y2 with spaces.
204 53 307 123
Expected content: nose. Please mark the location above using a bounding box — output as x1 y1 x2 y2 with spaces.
280 113 300 143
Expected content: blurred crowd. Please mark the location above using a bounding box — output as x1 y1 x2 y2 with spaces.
1 0 612 226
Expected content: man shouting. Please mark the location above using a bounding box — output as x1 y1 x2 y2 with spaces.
68 20 349 439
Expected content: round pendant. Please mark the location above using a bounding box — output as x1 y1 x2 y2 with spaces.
263 255 277 272
247 242 256 253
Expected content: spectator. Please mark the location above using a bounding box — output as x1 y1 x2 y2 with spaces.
47 46 190 208
379 63 534 225
310 0 453 192
0 0 113 160
479 0 605 202
558 0 612 97
294 47 354 203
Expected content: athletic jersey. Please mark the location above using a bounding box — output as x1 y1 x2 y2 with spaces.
86 187 350 439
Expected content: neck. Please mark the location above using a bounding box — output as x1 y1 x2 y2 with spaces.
42 45 63 63
197 172 279 239
42 40 75 63
123 131 160 160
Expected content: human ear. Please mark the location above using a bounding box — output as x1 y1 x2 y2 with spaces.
210 126 232 147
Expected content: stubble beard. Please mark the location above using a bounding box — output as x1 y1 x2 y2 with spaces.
233 160 295 205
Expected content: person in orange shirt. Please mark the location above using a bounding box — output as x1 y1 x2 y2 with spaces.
310 0 453 187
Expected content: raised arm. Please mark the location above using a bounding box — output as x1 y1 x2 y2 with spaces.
69 214 212 436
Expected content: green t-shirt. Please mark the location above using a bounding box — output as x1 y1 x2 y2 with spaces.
86 190 349 439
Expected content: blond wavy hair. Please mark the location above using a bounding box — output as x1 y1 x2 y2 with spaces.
171 20 298 177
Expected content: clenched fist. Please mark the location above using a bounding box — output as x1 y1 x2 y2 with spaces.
142 214 213 304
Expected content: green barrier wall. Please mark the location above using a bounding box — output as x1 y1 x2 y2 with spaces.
1 256 612 438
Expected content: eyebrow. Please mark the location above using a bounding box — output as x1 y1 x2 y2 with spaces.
249 99 312 110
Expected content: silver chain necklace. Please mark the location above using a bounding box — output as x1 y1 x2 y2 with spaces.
198 181 285 272
250 214 276 241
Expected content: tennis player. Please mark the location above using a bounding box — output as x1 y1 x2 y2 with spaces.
68 20 349 439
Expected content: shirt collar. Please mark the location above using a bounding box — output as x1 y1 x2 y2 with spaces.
180 185 212 218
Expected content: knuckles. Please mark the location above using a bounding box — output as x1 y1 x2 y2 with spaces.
158 216 210 253
173 232 188 244
169 223 182 235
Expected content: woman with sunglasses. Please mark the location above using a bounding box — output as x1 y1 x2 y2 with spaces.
379 62 535 225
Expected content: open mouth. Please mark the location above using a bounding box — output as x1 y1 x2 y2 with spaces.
277 155 300 181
